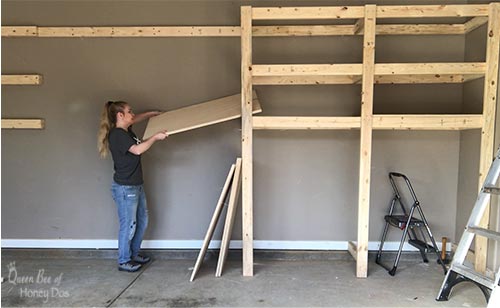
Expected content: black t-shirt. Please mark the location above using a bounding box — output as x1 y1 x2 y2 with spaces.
108 127 143 185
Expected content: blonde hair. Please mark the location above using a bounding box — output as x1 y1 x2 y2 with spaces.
97 101 127 158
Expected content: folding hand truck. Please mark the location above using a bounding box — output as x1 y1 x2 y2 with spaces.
375 172 447 276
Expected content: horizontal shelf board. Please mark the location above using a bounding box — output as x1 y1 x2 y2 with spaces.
254 25 355 36
253 5 488 20
253 115 482 130
253 75 358 85
253 64 363 76
375 24 465 35
375 74 483 84
253 74 483 85
373 115 483 130
1 119 45 129
254 116 361 130
376 5 489 18
255 24 466 36
252 63 486 78
376 63 486 75
2 75 42 85
252 6 365 20
3 20 488 38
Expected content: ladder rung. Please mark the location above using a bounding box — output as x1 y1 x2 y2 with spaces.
385 215 424 229
482 186 500 194
468 226 500 241
451 264 495 289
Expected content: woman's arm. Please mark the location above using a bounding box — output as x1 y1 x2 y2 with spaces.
133 111 162 124
128 131 168 155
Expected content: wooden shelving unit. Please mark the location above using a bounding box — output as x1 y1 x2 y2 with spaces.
240 3 500 278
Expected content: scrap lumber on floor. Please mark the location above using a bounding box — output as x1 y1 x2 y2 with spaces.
216 158 242 277
190 163 236 282
143 91 261 139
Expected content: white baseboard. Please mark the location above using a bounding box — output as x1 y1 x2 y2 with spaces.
1 239 451 251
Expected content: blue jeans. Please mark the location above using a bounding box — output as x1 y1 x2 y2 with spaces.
111 182 149 264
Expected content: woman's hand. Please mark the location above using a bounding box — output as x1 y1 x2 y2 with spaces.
149 111 162 117
153 130 169 141
132 111 163 124
128 130 168 155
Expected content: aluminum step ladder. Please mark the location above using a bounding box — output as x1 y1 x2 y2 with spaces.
376 172 447 276
436 147 500 305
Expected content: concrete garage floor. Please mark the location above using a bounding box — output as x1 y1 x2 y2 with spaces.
1 250 487 307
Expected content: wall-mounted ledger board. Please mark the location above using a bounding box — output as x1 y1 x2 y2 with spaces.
1 75 42 85
1 119 45 129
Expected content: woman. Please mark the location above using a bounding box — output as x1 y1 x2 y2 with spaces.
98 101 167 272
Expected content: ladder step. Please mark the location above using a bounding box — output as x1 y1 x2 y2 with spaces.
468 226 500 241
451 264 496 289
482 186 500 194
408 239 436 252
385 215 424 229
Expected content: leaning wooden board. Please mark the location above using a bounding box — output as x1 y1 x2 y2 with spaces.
143 91 261 139
190 162 236 282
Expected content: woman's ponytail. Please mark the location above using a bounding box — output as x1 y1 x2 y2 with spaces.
97 101 127 158
97 102 113 158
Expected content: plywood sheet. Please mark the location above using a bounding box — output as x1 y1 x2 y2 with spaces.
143 91 261 140
215 158 242 277
190 163 236 282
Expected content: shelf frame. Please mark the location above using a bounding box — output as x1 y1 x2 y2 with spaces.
241 3 500 278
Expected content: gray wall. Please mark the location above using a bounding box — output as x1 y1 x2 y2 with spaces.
1 0 474 247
